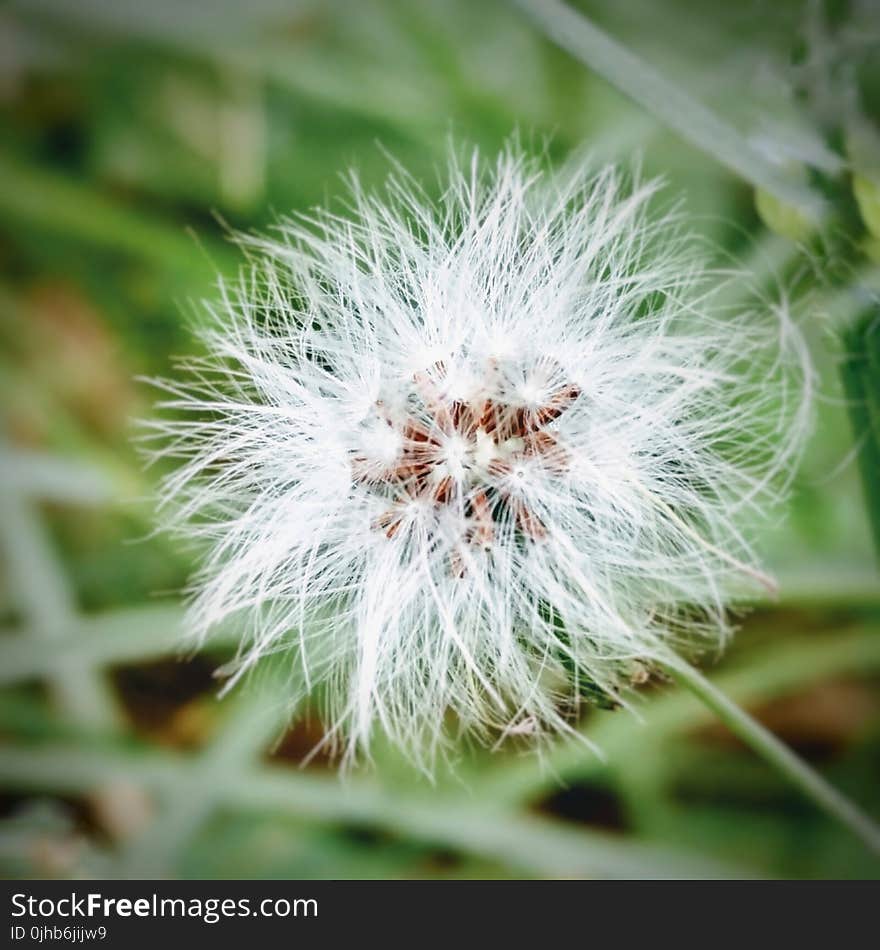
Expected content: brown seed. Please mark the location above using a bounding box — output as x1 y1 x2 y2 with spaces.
433 475 454 504
470 490 494 547
533 383 581 426
375 509 403 538
515 503 547 540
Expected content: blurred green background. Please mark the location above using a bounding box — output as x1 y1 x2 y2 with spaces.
0 0 878 879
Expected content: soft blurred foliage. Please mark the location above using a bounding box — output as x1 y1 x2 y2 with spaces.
0 0 878 879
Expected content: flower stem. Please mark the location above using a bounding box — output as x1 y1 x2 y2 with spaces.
664 656 880 856
510 0 824 218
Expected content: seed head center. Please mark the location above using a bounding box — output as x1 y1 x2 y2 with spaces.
352 361 581 559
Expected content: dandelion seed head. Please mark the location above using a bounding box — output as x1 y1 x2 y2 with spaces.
145 143 811 772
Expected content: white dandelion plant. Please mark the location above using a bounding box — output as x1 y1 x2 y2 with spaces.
146 144 812 771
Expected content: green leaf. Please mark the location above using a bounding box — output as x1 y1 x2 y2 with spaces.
840 308 880 559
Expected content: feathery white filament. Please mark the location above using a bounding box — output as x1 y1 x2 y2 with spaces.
146 145 810 771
